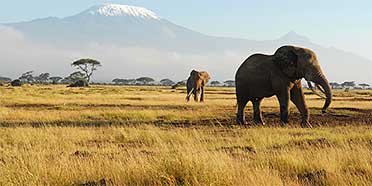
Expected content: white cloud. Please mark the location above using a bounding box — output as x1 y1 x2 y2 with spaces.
1 26 371 84
0 27 240 82
0 26 83 78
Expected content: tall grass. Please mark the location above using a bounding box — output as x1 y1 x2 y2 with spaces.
2 126 372 185
0 85 372 185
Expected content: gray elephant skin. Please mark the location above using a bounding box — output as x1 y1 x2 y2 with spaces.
235 45 332 127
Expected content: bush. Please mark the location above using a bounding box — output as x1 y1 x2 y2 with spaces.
67 79 89 87
10 79 22 87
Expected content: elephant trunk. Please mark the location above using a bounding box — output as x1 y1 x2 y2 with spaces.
312 72 332 113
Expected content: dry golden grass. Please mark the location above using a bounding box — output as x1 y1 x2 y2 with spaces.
0 85 372 185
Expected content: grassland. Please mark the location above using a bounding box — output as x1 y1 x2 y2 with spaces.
1 85 372 185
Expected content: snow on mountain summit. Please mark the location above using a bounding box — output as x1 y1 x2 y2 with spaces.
85 4 160 20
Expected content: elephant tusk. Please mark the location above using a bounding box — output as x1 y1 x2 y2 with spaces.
316 84 326 94
307 81 315 91
186 88 194 100
307 81 326 99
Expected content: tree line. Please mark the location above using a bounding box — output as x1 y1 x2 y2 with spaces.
0 57 370 89
330 81 370 89
0 58 102 86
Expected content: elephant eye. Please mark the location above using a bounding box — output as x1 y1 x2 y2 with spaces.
307 58 313 64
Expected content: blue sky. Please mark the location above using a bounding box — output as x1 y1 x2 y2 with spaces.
1 0 371 59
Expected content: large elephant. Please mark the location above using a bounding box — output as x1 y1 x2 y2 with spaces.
186 70 210 102
235 45 332 127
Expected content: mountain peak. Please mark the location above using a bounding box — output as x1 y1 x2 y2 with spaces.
279 31 310 42
84 4 160 20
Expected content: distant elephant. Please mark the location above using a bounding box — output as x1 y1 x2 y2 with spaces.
235 45 332 127
186 70 210 102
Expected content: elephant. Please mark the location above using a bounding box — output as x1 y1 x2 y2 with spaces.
186 70 210 102
235 45 332 127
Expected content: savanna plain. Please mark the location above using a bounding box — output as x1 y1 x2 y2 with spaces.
1 85 372 186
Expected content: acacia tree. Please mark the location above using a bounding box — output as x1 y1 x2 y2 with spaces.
210 81 221 87
112 78 136 85
359 83 370 89
35 73 50 84
136 77 155 85
71 58 102 83
341 81 356 89
112 78 124 85
330 82 341 89
19 71 35 83
160 79 175 86
224 80 235 87
62 71 86 84
49 76 63 84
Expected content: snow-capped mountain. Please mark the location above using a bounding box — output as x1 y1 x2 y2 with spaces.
6 4 215 53
1 4 372 83
83 4 160 19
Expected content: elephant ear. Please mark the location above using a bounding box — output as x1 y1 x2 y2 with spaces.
198 72 210 81
273 46 298 67
273 46 298 76
204 72 211 82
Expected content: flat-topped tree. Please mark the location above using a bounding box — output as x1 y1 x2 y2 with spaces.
210 81 221 87
160 79 175 86
62 71 86 84
19 71 35 83
35 73 50 84
330 82 341 89
224 80 235 87
341 81 356 89
49 76 63 84
359 83 370 89
136 77 155 85
71 58 102 83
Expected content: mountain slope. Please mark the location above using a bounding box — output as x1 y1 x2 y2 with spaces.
6 4 214 53
1 4 372 83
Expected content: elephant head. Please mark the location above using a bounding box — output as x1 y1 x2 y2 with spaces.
273 45 332 113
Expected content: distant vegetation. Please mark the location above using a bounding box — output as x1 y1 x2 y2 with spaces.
2 58 102 87
330 81 370 90
71 58 102 83
3 71 372 90
62 71 86 84
0 76 12 83
0 59 370 90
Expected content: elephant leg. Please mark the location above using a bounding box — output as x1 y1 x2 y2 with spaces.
290 84 312 128
186 87 193 102
276 91 290 125
252 98 265 125
194 89 199 102
200 86 205 102
236 96 249 125
186 93 190 102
